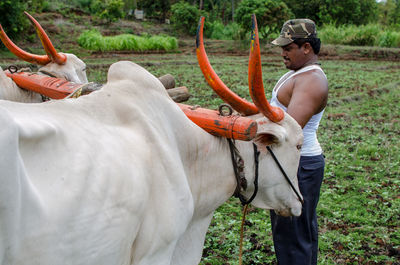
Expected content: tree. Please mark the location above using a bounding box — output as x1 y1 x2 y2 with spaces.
283 0 379 26
0 0 28 41
318 0 378 25
91 0 125 24
378 0 400 26
136 0 171 22
235 0 293 37
282 0 322 24
170 1 200 35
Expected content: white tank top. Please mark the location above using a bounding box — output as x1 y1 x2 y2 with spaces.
270 65 326 156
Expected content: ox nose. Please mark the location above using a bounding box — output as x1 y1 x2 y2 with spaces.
274 205 302 217
290 205 302 217
289 198 303 217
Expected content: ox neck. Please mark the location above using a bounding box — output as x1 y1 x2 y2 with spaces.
181 131 259 215
227 139 260 206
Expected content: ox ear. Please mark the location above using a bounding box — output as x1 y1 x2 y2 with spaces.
253 118 287 151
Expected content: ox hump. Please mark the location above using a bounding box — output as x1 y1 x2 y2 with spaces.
106 61 166 94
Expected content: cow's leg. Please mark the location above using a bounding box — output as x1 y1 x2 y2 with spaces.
171 213 214 265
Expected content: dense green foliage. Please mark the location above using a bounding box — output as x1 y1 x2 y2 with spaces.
170 2 200 35
2 0 400 47
318 0 378 26
77 29 178 51
282 0 378 26
234 0 292 37
319 24 400 48
207 21 242 40
379 0 400 26
89 0 125 23
136 0 170 21
0 0 28 40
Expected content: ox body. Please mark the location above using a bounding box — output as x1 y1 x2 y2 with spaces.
0 61 303 265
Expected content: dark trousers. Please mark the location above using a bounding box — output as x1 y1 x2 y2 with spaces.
270 154 325 265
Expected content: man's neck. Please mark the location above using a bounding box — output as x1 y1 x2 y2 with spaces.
294 57 320 71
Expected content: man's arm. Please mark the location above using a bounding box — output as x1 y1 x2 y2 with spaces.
286 71 328 128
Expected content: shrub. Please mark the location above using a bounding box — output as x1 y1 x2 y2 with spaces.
77 29 106 51
235 0 293 39
376 30 400 47
91 0 125 23
208 20 243 40
77 29 178 51
170 1 200 36
27 0 49 12
72 0 94 13
0 0 27 42
344 24 380 46
319 24 400 48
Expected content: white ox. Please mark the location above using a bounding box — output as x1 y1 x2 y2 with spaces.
0 15 304 265
0 60 302 265
0 12 87 102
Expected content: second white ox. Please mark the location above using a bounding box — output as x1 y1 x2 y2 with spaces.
0 12 87 102
0 15 303 265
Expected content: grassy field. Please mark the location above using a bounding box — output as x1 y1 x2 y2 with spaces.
0 39 399 264
134 51 400 264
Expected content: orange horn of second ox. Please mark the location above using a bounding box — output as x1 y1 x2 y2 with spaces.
0 11 66 65
248 14 284 122
196 17 259 116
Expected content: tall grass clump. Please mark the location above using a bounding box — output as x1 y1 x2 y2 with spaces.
376 30 400 47
320 24 400 48
206 21 243 40
77 29 178 52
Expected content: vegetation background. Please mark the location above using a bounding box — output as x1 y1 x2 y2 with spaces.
0 0 399 264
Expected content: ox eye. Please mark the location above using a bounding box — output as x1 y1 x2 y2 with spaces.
296 144 302 150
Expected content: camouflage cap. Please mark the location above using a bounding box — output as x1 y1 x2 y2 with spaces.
272 19 317 46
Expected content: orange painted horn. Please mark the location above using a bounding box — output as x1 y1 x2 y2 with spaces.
196 16 259 116
24 12 66 65
0 24 51 65
0 12 66 65
248 14 284 123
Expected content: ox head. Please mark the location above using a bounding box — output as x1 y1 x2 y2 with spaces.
0 12 88 84
197 15 303 216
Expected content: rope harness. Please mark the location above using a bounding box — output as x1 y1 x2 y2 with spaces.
227 139 260 206
266 146 304 204
227 136 304 264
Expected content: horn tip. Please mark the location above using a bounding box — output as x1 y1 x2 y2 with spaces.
196 17 205 49
24 11 33 20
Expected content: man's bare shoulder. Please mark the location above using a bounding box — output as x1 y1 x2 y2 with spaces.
289 68 328 120
295 68 327 83
293 68 328 94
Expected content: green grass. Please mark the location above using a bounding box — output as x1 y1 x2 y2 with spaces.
130 53 400 264
320 24 400 48
77 29 178 52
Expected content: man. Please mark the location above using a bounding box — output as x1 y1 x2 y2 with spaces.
269 19 328 265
